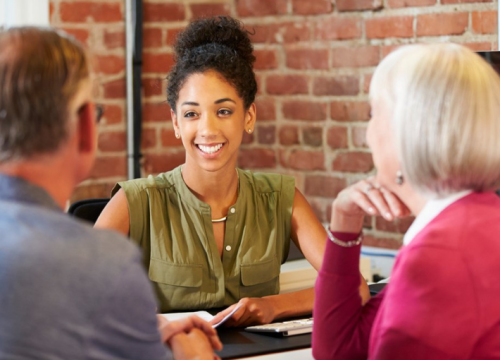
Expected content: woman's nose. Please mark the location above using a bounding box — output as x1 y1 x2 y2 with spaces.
198 112 219 137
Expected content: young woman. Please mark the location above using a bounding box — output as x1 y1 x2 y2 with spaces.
313 43 500 359
96 16 370 326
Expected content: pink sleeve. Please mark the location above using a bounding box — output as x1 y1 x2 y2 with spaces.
312 235 383 360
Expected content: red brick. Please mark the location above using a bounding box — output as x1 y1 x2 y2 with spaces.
332 151 374 172
327 126 348 149
161 129 183 147
248 24 272 43
143 103 170 122
95 55 124 75
366 16 414 39
143 78 164 98
337 0 383 11
142 128 157 149
442 0 491 3
363 235 403 250
376 216 415 233
462 42 492 51
472 11 497 34
144 2 185 22
143 28 163 48
417 13 468 37
363 73 373 94
242 132 254 144
60 1 122 22
303 127 323 147
190 3 231 18
287 150 325 170
100 104 123 125
238 148 276 168
292 0 333 15
330 101 370 121
143 52 174 74
89 156 127 178
61 28 89 45
50 2 55 22
381 44 403 58
283 101 327 121
315 18 362 40
143 152 186 174
286 48 329 70
352 126 369 148
313 76 359 96
305 175 347 198
103 79 125 99
166 28 183 46
266 75 309 95
388 0 435 7
104 30 125 49
254 49 278 70
331 46 380 68
70 183 115 203
255 98 276 121
257 125 276 144
276 22 311 43
98 131 126 152
279 126 299 145
236 0 288 17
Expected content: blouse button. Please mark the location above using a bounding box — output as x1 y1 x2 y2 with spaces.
230 208 236 214
225 245 232 251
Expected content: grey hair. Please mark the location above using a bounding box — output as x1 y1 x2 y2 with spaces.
370 43 500 197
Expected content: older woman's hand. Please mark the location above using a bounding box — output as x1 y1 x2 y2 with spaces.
331 176 411 233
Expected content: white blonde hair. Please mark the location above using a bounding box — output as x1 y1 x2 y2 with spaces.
370 43 500 197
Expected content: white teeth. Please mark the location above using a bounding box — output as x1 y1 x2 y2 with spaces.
198 143 223 154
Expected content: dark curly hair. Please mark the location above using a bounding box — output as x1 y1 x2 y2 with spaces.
167 16 257 112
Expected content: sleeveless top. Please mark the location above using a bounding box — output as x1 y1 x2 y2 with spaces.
113 166 295 312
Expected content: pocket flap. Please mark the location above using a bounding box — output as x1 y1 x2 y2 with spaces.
149 258 202 288
241 258 280 286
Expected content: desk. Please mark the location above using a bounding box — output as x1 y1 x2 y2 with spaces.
232 348 313 359
216 327 311 359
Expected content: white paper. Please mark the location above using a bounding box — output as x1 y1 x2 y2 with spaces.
160 311 214 322
212 304 243 328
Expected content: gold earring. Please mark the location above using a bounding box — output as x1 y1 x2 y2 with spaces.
248 129 252 134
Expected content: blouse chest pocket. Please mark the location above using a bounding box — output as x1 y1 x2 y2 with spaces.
149 258 203 312
240 257 280 298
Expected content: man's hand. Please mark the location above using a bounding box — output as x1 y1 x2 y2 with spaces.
158 315 222 351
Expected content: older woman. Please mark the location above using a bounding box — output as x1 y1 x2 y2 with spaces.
313 43 500 359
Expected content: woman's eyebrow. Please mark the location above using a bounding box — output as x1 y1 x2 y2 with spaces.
181 101 199 106
214 98 236 104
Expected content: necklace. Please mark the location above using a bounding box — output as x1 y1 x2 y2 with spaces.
211 169 239 223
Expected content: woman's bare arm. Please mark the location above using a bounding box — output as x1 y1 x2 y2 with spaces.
94 188 130 236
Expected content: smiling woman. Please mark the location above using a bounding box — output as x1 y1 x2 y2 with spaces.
95 16 369 327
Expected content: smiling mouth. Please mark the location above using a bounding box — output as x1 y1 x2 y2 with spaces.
196 143 225 154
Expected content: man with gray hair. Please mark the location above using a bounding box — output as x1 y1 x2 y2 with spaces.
0 27 221 360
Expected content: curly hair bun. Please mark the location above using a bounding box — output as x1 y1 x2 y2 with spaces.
174 16 255 66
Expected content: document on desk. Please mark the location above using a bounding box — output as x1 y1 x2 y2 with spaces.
160 311 214 322
160 304 242 328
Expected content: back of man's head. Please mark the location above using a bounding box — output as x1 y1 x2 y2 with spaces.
0 27 90 162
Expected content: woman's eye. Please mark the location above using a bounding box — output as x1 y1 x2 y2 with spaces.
218 109 233 116
184 111 197 118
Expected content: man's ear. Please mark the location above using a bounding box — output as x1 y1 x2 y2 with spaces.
78 104 97 154
245 103 257 133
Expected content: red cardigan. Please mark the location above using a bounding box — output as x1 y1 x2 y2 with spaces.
313 192 500 360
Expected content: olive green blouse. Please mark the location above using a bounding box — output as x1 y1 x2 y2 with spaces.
113 166 295 312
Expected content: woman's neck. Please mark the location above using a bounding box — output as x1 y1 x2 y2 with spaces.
181 162 239 217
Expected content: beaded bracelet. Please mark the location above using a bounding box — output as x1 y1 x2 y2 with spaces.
327 229 363 247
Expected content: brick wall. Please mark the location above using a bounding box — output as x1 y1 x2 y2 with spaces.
50 0 498 248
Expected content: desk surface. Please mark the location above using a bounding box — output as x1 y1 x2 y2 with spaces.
216 327 311 359
232 348 313 360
